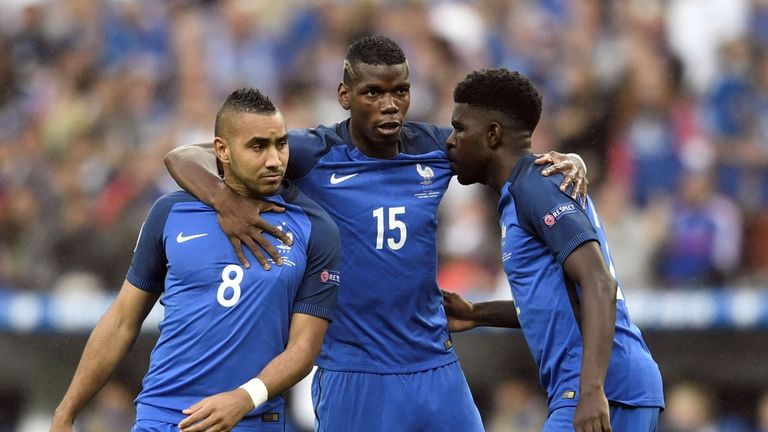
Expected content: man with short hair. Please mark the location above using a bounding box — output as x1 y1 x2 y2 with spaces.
165 36 587 431
51 87 341 432
443 68 665 431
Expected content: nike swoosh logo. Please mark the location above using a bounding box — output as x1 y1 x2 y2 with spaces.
176 232 208 243
330 173 359 185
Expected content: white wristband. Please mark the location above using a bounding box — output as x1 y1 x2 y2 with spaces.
239 378 268 409
567 153 587 175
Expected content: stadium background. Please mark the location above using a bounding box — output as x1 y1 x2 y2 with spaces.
0 0 767 430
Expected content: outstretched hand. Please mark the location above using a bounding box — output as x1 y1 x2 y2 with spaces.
179 389 254 432
214 186 292 270
534 151 589 204
442 290 476 332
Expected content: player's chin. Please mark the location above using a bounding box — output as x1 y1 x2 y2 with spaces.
455 171 474 186
255 179 283 195
448 160 458 174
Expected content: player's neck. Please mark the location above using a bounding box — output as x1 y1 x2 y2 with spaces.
223 176 266 200
487 163 508 194
489 148 533 193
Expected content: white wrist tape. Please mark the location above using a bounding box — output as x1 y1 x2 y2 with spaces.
568 153 587 175
239 378 268 409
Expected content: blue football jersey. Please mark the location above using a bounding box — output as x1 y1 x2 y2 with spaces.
126 184 340 427
498 155 664 412
286 120 457 373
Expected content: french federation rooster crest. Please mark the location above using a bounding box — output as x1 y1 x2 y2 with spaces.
276 223 293 251
416 163 434 185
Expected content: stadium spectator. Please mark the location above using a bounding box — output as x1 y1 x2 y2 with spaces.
486 376 547 432
0 0 764 295
659 382 719 432
654 168 743 287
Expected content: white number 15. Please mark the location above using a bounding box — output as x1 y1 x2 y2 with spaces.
373 207 407 250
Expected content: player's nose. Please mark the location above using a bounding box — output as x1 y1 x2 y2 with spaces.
264 145 282 167
446 131 456 148
380 94 398 113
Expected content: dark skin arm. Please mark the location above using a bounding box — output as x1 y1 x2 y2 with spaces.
166 144 587 269
534 151 589 202
563 240 617 432
443 241 615 432
164 143 292 270
441 290 520 332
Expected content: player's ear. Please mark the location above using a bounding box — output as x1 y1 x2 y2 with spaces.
214 137 230 164
338 82 350 110
487 122 502 149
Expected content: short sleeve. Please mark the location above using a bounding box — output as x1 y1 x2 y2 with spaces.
513 170 598 265
286 128 335 181
399 123 452 154
125 196 175 292
293 209 341 321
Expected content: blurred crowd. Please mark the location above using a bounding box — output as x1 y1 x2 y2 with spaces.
1 0 768 430
1 0 767 294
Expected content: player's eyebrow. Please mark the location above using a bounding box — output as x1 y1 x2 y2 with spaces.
361 82 411 93
361 84 383 92
246 134 288 146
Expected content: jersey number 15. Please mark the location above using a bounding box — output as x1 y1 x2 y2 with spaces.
373 207 407 250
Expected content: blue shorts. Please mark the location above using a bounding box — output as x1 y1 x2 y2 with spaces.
132 415 285 431
544 404 660 431
311 361 483 432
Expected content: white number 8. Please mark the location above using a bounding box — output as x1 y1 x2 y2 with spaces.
217 264 243 307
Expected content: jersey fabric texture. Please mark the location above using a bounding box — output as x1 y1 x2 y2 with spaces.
287 121 483 430
127 184 340 429
499 154 665 413
311 361 483 432
131 416 286 432
286 120 456 374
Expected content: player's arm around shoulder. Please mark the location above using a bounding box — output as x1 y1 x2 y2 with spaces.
163 142 221 202
164 141 292 270
51 281 160 432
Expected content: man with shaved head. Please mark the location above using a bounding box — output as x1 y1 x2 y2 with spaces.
52 88 341 432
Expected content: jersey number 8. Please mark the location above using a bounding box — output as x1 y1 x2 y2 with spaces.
217 264 243 307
